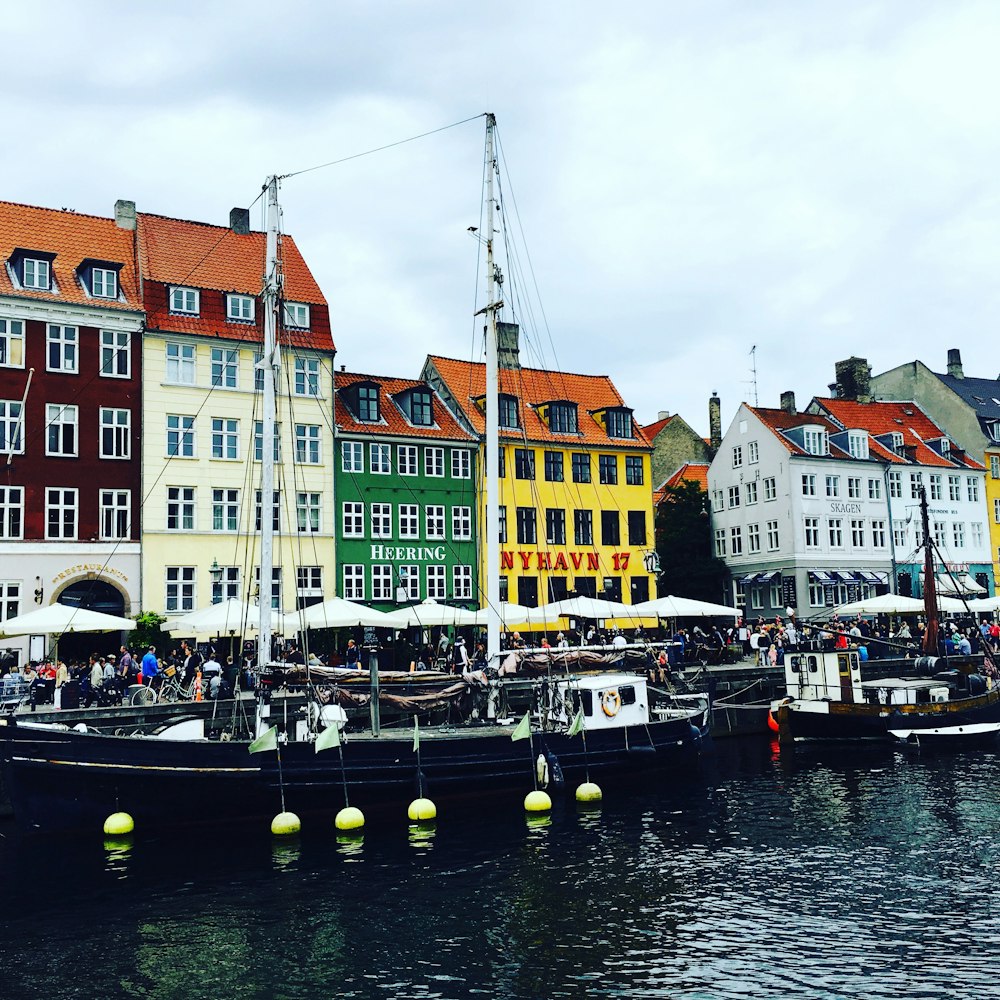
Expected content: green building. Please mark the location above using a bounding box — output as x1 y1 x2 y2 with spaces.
333 371 479 610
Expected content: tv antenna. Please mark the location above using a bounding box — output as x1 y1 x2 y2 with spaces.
747 345 759 407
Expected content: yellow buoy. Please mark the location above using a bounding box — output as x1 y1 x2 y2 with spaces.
271 811 301 836
576 781 603 803
103 811 134 836
524 789 552 813
408 797 437 822
335 805 366 831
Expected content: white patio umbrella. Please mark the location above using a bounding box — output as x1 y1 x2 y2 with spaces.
283 596 398 631
831 593 966 616
383 599 480 628
164 598 260 635
0 603 135 637
963 596 1000 613
631 595 740 618
544 595 637 620
479 602 563 628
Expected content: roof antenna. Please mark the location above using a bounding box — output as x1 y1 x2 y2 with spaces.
747 345 759 407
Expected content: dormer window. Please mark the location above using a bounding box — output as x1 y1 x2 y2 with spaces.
803 427 828 456
227 293 255 322
499 394 520 429
170 286 199 315
986 420 1000 443
283 302 310 329
604 407 634 439
939 438 951 457
24 257 50 289
847 429 869 459
890 431 904 453
547 401 578 434
78 259 123 300
357 384 380 422
8 249 57 291
410 390 433 426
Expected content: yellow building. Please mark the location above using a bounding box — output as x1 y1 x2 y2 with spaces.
987 446 1000 588
423 338 656 614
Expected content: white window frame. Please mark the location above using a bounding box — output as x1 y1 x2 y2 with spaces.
730 526 742 555
764 477 777 502
371 503 392 539
0 581 21 624
214 566 241 603
166 414 196 458
747 523 761 553
45 487 78 540
398 445 418 476
253 421 281 463
100 489 131 541
825 475 839 498
801 474 816 497
23 257 49 290
828 517 843 548
850 518 865 547
295 566 323 607
165 342 196 384
871 519 887 549
714 528 726 557
399 504 419 539
0 400 23 455
226 293 255 322
399 564 420 601
968 477 980 503
293 356 320 396
212 488 240 532
211 418 240 460
343 564 365 601
732 446 743 468
166 486 196 531
766 519 779 551
254 490 281 532
296 492 321 533
170 286 200 315
46 324 78 374
948 475 961 502
747 441 759 464
889 471 902 498
343 502 364 538
453 565 473 601
100 329 130 378
727 486 740 509
953 522 965 548
868 478 881 500
0 318 25 368
426 565 446 601
211 347 239 388
99 407 130 460
425 446 445 478
341 441 363 473
371 564 394 602
284 302 310 329
294 424 321 465
426 505 446 540
46 403 78 457
452 449 471 479
370 443 391 475
165 567 196 613
452 505 472 540
0 486 24 539
847 477 861 499
745 481 758 505
804 516 820 548
92 267 118 299
929 474 942 501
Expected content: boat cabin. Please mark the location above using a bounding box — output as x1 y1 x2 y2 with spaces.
858 679 950 707
551 673 650 730
785 650 862 703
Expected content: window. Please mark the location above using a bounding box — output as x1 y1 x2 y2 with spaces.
625 456 644 485
499 395 519 428
748 441 759 464
948 475 961 502
165 343 196 384
572 453 591 483
546 508 566 545
46 403 78 456
848 477 861 499
167 486 196 530
764 477 777 501
953 522 965 548
342 441 363 473
452 506 472 540
0 319 25 367
549 402 577 433
992 455 1000 479
596 454 616 484
99 407 130 459
399 565 420 601
732 446 743 468
809 582 825 608
714 528 726 557
214 566 241 604
227 293 255 322
0 487 23 539
165 567 196 612
801 474 816 496
515 448 535 480
499 448 506 478
0 582 20 624
972 522 984 547
825 476 839 498
284 302 310 329
544 451 564 482
254 490 281 532
398 504 419 538
0 401 23 454
370 443 391 474
212 488 240 531
730 526 742 555
343 565 365 601
499 505 507 543
749 585 763 610
398 445 418 476
371 565 393 602
91 267 117 299
574 509 593 546
425 447 445 478
910 472 923 499
868 479 882 500
933 521 946 546
296 492 321 533
804 517 819 548
100 330 130 378
170 287 199 314
452 450 471 479
627 510 646 546
371 503 392 539
166 414 195 458
517 507 537 545
23 257 50 289
211 418 239 460
803 428 828 455
889 471 902 498
766 520 779 550
968 477 980 503
294 357 319 396
47 325 78 373
294 424 321 464
893 520 907 548
728 486 740 509
453 565 473 601
601 510 620 546
847 430 869 459
872 520 887 548
605 408 633 439
929 474 942 501
46 487 77 539
254 567 283 612
343 502 365 538
426 565 446 601
100 489 130 540
850 519 865 547
745 481 758 505
409 390 433 426
426 505 445 540
991 498 999 524
711 489 723 512
211 348 238 388
358 385 380 422
254 352 264 393
748 523 761 553
828 518 843 547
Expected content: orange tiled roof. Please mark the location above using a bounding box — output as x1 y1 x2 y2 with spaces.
642 415 674 438
749 406 852 458
427 355 651 449
0 200 140 311
665 462 710 490
336 371 477 442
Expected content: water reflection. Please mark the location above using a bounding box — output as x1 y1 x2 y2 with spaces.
408 822 436 851
271 839 301 870
335 833 364 858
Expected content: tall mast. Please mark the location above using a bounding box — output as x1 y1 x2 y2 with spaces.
920 484 939 657
483 114 502 663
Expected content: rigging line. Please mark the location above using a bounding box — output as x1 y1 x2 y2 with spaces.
280 113 486 180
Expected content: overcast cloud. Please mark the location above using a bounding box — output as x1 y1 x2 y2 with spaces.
7 1 1000 440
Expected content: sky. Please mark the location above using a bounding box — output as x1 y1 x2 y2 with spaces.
7 1 1000 439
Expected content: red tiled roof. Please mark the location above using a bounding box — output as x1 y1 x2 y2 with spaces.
336 371 477 442
642 415 675 438
427 356 651 449
665 462 710 490
0 200 140 311
749 406 850 458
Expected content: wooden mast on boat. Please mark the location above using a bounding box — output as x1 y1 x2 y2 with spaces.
920 484 939 658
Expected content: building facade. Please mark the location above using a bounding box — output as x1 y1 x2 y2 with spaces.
333 371 479 610
643 392 718 493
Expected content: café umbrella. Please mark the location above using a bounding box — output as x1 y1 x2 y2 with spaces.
0 604 135 638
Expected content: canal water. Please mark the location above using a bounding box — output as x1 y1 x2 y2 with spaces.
1 736 998 999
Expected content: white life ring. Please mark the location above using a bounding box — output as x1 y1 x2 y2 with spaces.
601 689 622 718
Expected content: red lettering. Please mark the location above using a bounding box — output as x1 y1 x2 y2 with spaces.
570 553 583 570
612 553 621 571
536 552 552 570
501 552 514 570
587 553 600 571
553 552 568 571
619 552 630 571
519 551 533 570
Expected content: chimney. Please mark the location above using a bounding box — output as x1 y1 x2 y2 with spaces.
780 390 796 415
657 410 670 421
834 357 872 402
947 348 964 379
497 321 521 370
114 199 136 230
708 392 721 452
229 208 250 235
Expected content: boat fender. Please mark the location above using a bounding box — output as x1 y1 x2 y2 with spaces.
543 748 565 788
536 752 550 789
767 697 791 733
601 689 622 717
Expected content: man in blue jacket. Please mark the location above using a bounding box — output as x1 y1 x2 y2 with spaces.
141 645 160 688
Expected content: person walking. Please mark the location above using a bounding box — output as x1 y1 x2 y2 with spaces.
141 645 160 688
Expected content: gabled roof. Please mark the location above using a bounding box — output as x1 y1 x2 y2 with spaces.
0 200 140 312
335 371 476 443
664 462 710 491
935 373 1000 421
642 414 675 439
426 356 651 449
748 406 855 459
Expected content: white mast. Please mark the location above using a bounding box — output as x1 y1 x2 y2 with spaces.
483 114 502 663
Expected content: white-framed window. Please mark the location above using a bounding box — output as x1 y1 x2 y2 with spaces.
426 565 446 600
370 443 391 474
426 505 445 539
91 267 118 299
933 520 947 546
0 400 23 455
850 518 865 547
847 430 869 459
213 566 241 604
953 522 965 548
770 581 782 608
968 477 980 503
254 566 282 612
371 503 392 539
341 441 363 473
398 445 418 476
253 351 265 393
828 518 843 547
23 257 50 290
972 522 984 547
991 455 1000 479
295 566 323 609
748 441 759 464
750 585 763 610
46 403 78 457
343 564 365 601
801 474 816 496
294 424 321 464
809 582 825 608
929 474 942 501
211 418 239 460
871 520 887 548
868 478 882 500
764 477 777 501
47 325 78 374
166 486 196 530
296 492 321 533
211 348 239 388
0 319 25 368
165 342 196 384
284 302 310 329
714 528 726 557
728 486 740 509
343 502 364 537
889 471 902 498
745 481 758 505
100 489 131 540
747 523 761 553
825 475 839 498
453 565 473 601
910 472 923 499
994 498 1000 524
99 407 130 459
452 450 471 479
804 516 820 548
948 475 962 502
294 356 320 396
100 329 130 378
166 414 195 458
253 421 281 463
730 526 742 555
371 564 394 601
893 520 907 548
711 489 723 512
399 564 420 601
170 286 199 315
0 581 21 624
212 488 240 531
452 505 472 540
399 504 419 538
732 446 743 468
425 446 445 477
848 477 861 499
254 490 281 532
165 567 196 613
766 520 779 550
227 293 255 322
0 486 23 539
46 487 77 539
803 428 828 456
